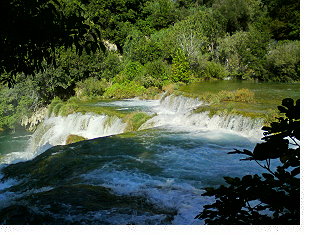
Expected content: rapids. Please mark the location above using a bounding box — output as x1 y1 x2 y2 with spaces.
0 94 266 225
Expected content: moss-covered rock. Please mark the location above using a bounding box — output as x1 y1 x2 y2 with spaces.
124 112 154 132
65 135 87 145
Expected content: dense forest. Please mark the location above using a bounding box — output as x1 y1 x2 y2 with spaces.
0 0 299 131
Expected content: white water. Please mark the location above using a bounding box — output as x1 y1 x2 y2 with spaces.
140 94 264 140
0 95 267 225
17 94 263 161
27 113 127 155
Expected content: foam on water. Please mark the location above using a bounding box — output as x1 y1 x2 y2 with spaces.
140 94 264 140
0 94 267 224
27 113 127 154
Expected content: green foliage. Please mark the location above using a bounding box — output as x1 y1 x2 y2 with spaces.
217 26 271 79
75 78 109 100
212 0 265 33
104 81 147 99
198 61 228 80
100 53 123 81
124 30 163 64
85 0 147 50
136 60 171 88
262 0 300 40
121 61 145 81
171 49 191 83
196 98 300 224
0 0 103 87
0 77 42 130
142 0 180 31
265 41 300 82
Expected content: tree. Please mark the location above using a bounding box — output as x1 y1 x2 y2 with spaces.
196 98 300 224
85 0 147 51
0 0 103 87
261 0 300 40
171 48 191 83
142 0 180 31
212 0 263 33
216 26 271 80
265 40 300 82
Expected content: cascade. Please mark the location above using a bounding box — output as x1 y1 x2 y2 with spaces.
27 113 127 154
22 94 263 159
140 94 264 139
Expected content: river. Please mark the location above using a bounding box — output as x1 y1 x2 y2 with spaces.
0 82 299 225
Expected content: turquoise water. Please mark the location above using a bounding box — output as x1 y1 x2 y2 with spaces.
0 129 31 156
0 128 264 224
0 82 299 225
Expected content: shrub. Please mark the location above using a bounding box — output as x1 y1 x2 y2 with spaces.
122 61 145 81
201 61 229 80
103 81 147 99
136 75 163 89
75 78 109 99
171 48 191 83
266 41 300 82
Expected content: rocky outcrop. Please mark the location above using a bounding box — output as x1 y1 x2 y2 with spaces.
21 107 47 131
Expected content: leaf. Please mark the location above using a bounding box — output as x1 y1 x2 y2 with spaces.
291 167 300 177
282 98 294 109
277 105 288 114
228 148 254 156
262 173 274 180
223 176 236 184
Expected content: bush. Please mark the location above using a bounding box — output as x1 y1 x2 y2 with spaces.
103 81 147 99
171 48 191 83
143 60 171 85
75 78 109 99
200 61 229 80
265 41 300 82
121 61 145 81
124 31 163 64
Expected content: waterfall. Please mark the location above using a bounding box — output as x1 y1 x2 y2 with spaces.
26 94 264 157
27 113 127 154
140 94 264 140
